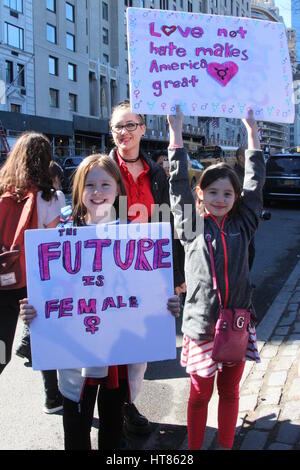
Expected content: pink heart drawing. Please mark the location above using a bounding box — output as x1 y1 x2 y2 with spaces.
162 25 177 36
207 62 239 87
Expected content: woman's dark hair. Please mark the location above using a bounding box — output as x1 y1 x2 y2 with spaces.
0 131 54 201
49 161 64 181
196 163 242 216
152 149 167 163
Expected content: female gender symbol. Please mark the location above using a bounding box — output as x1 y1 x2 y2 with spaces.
84 316 100 335
134 90 140 99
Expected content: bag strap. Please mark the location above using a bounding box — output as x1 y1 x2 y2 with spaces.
10 191 37 248
205 233 223 308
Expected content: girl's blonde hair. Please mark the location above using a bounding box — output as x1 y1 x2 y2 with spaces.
0 131 53 201
72 154 127 226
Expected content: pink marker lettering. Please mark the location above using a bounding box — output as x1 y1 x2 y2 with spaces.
38 242 61 281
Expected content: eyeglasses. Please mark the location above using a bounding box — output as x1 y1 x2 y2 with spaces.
111 122 144 134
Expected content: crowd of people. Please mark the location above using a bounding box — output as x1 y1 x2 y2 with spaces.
0 101 265 451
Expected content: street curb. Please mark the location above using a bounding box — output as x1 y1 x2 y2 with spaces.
240 258 300 388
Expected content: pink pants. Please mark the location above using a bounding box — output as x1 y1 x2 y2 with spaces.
187 362 245 449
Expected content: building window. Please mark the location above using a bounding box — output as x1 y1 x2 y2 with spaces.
68 63 77 81
102 2 108 21
4 22 24 49
103 28 109 45
46 24 56 43
5 60 13 84
4 0 23 13
16 63 25 86
66 2 75 22
49 88 59 107
69 93 77 112
11 103 21 112
66 33 75 51
46 0 55 12
49 56 58 75
103 53 109 64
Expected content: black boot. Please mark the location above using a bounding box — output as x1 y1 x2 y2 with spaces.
123 402 151 435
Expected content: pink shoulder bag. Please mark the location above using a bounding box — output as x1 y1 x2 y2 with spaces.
206 233 251 363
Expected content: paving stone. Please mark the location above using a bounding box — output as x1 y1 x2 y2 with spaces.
293 322 300 333
280 401 300 421
288 378 300 399
280 312 297 326
253 358 271 372
276 421 300 445
260 387 282 406
289 293 300 303
261 345 279 358
241 380 263 395
254 405 280 430
281 344 299 356
249 369 266 380
274 326 290 336
239 394 258 412
240 430 269 450
287 304 299 313
268 371 287 387
286 334 300 343
268 442 293 450
272 356 294 371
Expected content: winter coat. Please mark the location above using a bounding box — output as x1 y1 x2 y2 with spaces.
168 147 265 341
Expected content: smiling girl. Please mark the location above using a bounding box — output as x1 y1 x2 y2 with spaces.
167 107 265 450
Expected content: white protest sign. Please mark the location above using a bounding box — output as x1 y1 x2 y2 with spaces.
25 223 176 371
127 8 294 123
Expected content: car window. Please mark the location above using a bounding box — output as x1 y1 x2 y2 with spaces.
267 156 300 175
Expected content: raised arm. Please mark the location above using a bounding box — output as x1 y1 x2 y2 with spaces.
167 107 200 244
239 110 265 236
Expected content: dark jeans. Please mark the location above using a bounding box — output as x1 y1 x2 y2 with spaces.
18 324 59 400
63 379 128 450
0 287 27 375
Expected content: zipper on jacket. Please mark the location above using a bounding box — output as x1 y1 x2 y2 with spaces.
207 214 229 308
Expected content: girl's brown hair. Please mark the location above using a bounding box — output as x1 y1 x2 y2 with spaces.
0 131 53 201
72 154 127 226
196 163 242 216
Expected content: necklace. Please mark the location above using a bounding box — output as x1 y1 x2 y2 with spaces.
119 155 140 163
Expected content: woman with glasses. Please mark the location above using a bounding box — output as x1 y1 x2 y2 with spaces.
109 100 185 437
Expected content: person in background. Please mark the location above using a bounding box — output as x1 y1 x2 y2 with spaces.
0 132 62 414
109 100 184 436
15 156 67 414
152 149 170 178
152 148 186 306
49 161 66 209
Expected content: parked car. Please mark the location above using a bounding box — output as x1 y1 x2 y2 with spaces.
187 155 204 188
263 153 300 202
54 156 85 193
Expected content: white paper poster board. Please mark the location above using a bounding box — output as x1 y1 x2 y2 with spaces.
25 223 176 371
127 8 294 123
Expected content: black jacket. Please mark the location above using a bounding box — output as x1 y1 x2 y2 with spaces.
109 148 184 288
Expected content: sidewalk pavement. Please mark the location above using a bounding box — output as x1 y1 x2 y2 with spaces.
127 259 300 452
233 258 300 450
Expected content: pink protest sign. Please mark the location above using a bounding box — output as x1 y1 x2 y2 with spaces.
127 8 294 123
